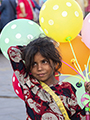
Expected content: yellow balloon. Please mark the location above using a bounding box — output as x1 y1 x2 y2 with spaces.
39 0 83 42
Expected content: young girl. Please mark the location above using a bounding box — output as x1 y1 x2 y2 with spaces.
8 35 90 120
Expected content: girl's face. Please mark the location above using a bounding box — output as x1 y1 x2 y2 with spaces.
30 52 58 85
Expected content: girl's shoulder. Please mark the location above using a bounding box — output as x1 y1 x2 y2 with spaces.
58 81 72 87
58 81 76 94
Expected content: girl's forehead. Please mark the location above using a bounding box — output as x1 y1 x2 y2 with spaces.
33 52 54 64
34 52 45 59
34 52 43 57
33 52 50 62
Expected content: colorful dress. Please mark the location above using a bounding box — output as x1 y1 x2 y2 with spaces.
7 46 86 120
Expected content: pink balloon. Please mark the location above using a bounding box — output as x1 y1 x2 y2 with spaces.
81 13 90 49
81 93 90 107
12 73 24 100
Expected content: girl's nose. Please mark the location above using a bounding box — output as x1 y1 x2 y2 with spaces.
37 64 42 71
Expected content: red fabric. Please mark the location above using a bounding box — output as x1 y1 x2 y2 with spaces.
16 0 35 20
85 0 90 12
7 46 86 120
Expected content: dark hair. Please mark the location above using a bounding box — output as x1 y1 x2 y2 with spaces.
21 35 62 74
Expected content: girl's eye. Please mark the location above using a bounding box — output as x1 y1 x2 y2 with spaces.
42 60 48 64
33 62 37 66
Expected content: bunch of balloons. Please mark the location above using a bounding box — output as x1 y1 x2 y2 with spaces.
39 0 90 109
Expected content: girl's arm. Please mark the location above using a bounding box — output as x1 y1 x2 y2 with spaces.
7 46 27 84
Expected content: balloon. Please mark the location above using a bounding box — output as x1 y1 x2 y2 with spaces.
57 35 90 75
62 74 85 108
81 93 90 107
39 0 83 42
12 72 24 100
0 19 44 59
81 13 90 49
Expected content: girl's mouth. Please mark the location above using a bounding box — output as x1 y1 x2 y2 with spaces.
38 73 45 77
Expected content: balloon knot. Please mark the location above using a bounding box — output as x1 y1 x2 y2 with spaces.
85 107 90 112
76 82 82 88
66 36 71 42
71 59 76 64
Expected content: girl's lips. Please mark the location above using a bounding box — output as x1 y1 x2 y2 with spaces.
38 73 45 77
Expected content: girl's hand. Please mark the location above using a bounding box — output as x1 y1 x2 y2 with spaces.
84 82 90 94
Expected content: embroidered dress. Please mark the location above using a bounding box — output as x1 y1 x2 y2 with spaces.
8 46 86 120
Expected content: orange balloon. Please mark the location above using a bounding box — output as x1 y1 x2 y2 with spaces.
56 35 90 75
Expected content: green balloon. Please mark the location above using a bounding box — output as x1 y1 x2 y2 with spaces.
62 74 85 109
0 19 44 59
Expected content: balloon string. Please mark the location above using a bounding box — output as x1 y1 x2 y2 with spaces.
61 60 84 79
69 41 82 73
85 65 89 82
88 72 90 76
55 73 85 82
78 79 82 84
87 56 90 69
67 40 86 81
86 56 90 80
89 63 90 76
74 64 84 83
73 62 81 74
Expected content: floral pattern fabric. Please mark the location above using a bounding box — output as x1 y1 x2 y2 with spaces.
8 46 86 120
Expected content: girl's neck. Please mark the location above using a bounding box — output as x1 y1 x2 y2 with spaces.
43 78 59 86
